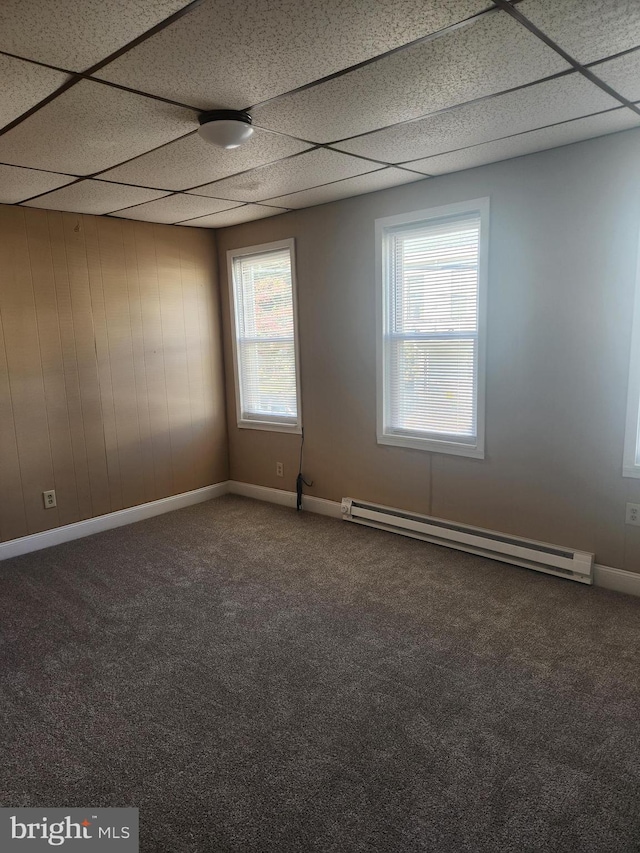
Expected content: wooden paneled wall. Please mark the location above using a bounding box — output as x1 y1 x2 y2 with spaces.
0 203 228 543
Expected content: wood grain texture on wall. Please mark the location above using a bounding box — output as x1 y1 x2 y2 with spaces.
217 127 640 575
0 204 227 543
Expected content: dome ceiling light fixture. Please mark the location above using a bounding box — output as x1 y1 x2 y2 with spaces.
198 109 254 149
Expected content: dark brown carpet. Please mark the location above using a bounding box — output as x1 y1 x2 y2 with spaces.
1 495 639 852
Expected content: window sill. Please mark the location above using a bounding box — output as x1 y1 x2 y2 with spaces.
377 432 484 459
238 419 302 434
622 465 640 479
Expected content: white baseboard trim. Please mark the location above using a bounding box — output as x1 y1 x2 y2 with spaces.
227 481 342 518
302 495 343 519
4 477 639 599
593 563 640 597
0 482 229 562
227 481 297 508
227 482 640 597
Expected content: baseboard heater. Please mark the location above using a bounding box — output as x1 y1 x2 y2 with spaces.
340 498 594 585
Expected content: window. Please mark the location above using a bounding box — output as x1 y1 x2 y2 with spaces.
227 239 301 432
376 198 489 458
622 233 640 477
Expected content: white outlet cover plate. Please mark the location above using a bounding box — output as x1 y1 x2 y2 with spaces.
625 502 640 525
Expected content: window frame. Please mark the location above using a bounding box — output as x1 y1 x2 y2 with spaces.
622 230 640 477
375 198 489 459
227 237 302 434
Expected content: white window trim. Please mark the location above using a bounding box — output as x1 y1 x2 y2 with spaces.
375 197 489 459
227 238 302 434
622 230 640 477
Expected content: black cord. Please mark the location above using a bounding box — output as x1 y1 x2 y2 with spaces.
296 427 313 511
298 426 305 475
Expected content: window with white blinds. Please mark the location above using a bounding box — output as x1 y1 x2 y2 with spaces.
228 239 301 432
376 199 489 458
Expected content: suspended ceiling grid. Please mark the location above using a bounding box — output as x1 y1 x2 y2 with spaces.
1 0 639 228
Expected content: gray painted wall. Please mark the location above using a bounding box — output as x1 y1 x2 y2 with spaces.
217 127 640 573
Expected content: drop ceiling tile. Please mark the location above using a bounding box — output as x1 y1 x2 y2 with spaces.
188 149 380 202
593 49 640 103
516 0 640 65
99 129 311 191
333 74 617 163
263 167 425 209
181 205 286 229
0 0 194 72
97 0 491 110
0 165 75 204
112 194 241 224
23 180 169 215
0 54 69 128
0 80 196 175
252 11 569 143
405 109 640 176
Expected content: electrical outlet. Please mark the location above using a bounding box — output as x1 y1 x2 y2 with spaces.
626 502 640 526
43 489 56 509
276 462 284 477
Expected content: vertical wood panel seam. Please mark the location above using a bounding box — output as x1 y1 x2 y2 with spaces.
46 211 81 512
61 217 95 518
95 221 124 507
152 227 175 483
132 227 157 496
195 236 216 480
81 215 113 514
25 214 58 503
2 210 34 533
0 307 28 537
119 221 144 465
178 236 197 485
85 216 121 510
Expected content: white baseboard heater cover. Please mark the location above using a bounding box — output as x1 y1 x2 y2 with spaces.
341 498 594 585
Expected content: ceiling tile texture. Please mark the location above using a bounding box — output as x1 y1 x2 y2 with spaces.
252 12 570 142
97 0 492 109
1 0 639 227
0 0 194 71
406 109 640 176
181 204 286 228
111 193 241 224
593 50 640 103
0 81 196 175
263 168 423 209
332 74 618 163
0 54 69 128
516 0 640 65
99 129 311 191
188 149 381 201
23 180 170 215
0 164 75 204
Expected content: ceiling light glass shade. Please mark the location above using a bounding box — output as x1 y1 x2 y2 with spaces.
198 110 254 149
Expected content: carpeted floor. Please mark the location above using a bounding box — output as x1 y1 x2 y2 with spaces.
1 495 639 852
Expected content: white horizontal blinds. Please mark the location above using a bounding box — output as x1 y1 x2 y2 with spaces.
233 247 297 424
386 213 481 441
